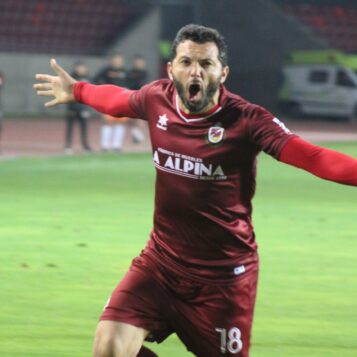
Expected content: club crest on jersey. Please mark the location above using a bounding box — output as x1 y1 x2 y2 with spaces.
208 126 224 144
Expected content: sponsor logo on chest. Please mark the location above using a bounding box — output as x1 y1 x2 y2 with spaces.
153 147 227 181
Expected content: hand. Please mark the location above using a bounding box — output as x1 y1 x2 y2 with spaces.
34 59 76 107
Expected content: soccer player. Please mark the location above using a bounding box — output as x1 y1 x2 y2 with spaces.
34 24 357 357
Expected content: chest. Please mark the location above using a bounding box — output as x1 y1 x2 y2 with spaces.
146 101 256 178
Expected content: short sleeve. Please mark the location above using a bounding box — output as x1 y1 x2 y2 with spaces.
247 105 297 158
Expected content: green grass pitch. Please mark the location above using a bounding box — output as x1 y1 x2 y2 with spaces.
0 142 356 357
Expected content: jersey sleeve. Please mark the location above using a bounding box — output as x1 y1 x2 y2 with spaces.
247 105 297 158
128 82 155 120
74 82 138 118
279 136 357 186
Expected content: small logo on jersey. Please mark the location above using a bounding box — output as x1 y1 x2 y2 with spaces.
157 114 169 131
273 117 291 134
208 126 224 144
234 265 246 276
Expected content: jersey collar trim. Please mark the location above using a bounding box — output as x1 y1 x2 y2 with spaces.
175 95 222 123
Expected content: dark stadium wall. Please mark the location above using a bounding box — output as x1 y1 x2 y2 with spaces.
106 7 161 82
0 7 160 117
273 0 356 5
0 0 333 116
198 0 329 111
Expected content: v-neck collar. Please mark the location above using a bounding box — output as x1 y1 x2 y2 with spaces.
175 95 223 123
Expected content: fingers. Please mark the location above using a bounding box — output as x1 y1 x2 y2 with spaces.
36 90 54 97
44 99 58 108
33 82 52 90
33 81 54 98
34 59 70 108
35 74 56 82
35 58 66 82
50 58 68 77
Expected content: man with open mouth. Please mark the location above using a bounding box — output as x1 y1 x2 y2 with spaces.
34 24 357 357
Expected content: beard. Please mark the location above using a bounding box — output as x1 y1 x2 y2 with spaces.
172 75 221 114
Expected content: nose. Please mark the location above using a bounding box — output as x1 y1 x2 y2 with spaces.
189 62 202 78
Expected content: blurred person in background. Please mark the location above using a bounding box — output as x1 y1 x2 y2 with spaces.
0 71 4 153
126 54 148 144
94 53 128 152
65 61 92 154
127 54 148 90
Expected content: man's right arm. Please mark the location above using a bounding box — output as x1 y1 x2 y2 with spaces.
74 82 138 118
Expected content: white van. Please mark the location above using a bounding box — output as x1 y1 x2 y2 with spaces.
278 51 357 121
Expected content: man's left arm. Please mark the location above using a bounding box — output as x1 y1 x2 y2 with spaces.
278 136 357 186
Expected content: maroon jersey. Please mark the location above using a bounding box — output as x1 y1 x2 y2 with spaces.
128 79 295 282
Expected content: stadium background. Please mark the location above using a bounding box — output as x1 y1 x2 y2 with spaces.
0 1 356 356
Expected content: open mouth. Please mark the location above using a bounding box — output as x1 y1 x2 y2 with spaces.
188 83 201 100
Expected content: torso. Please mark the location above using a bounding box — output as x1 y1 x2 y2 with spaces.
129 79 294 282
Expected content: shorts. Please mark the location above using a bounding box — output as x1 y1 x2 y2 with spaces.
100 254 259 357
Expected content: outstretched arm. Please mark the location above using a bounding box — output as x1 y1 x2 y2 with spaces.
73 82 137 118
279 136 357 186
34 59 138 117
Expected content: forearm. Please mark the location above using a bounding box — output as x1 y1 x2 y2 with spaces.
279 137 357 186
74 82 138 117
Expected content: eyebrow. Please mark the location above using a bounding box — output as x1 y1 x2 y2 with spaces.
178 55 215 62
178 55 191 60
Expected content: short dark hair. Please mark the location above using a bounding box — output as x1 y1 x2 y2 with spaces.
171 24 228 66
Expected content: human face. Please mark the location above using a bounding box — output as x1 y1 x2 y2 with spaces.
167 40 229 114
111 54 124 68
75 64 88 77
134 57 146 70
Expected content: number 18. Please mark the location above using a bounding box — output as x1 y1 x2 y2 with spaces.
215 327 243 354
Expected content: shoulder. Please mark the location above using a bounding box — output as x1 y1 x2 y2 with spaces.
144 78 173 91
129 79 174 118
137 78 174 99
222 87 272 120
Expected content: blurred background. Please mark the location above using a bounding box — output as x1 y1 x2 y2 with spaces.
1 0 357 156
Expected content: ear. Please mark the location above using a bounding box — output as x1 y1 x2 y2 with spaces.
220 66 230 84
167 62 173 80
